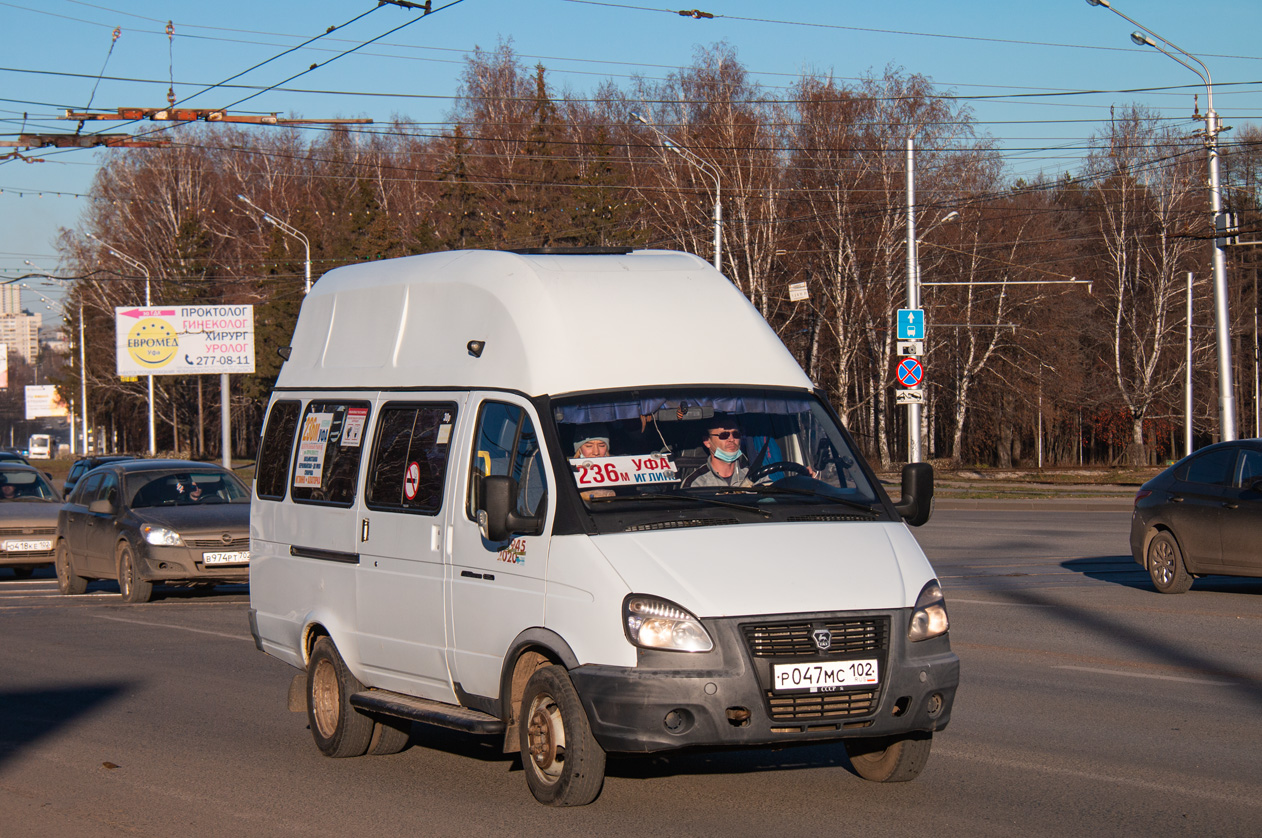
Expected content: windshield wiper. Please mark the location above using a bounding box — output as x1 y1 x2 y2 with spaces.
588 491 771 518
729 484 882 517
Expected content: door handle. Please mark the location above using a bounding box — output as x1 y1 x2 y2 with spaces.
360 518 370 543
1169 495 1184 502
1221 501 1239 509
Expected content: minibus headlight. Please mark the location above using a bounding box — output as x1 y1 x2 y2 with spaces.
623 595 714 652
908 580 949 642
142 525 185 547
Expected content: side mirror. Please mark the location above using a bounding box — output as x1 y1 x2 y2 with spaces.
893 462 934 527
88 498 115 515
477 475 543 542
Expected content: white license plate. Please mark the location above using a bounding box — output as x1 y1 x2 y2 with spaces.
4 539 52 552
202 551 250 565
772 659 879 693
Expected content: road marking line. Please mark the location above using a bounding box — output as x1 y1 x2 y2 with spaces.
937 747 1261 807
1053 664 1235 686
90 612 251 641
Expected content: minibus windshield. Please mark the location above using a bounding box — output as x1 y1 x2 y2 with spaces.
552 388 882 515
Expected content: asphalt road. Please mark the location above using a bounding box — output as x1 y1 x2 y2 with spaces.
2 502 1259 837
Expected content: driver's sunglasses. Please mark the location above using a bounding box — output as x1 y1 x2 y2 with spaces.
709 430 742 440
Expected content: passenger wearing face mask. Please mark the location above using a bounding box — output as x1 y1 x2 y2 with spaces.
682 418 751 488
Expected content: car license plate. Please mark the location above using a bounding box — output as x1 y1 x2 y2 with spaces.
3 539 52 552
772 659 879 693
202 551 249 565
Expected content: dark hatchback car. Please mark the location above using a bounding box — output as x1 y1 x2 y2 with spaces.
1130 439 1262 593
56 459 250 603
63 454 138 497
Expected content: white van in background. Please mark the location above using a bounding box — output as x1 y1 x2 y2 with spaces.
27 434 53 459
248 248 958 806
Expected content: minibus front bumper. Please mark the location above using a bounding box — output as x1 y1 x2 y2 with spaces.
567 610 958 754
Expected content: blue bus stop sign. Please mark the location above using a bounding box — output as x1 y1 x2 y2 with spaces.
896 309 925 341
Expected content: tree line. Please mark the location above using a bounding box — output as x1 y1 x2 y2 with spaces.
52 43 1262 468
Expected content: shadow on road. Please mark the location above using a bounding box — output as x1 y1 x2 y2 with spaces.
0 683 131 769
1061 556 1262 596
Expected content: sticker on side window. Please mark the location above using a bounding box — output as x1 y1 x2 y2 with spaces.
341 407 368 448
294 412 333 487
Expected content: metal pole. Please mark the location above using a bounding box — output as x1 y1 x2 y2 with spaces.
146 277 156 455
713 198 722 273
906 137 921 463
220 373 231 469
1186 271 1194 457
79 304 88 454
1206 113 1237 440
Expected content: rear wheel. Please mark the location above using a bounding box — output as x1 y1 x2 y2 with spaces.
367 718 412 756
519 665 605 806
845 733 933 782
307 636 374 758
55 540 87 595
1148 531 1193 594
117 543 153 604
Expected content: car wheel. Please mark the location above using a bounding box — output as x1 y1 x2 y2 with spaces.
845 733 933 782
11 566 34 579
117 542 153 604
519 664 605 806
307 636 374 758
366 718 412 756
1147 531 1193 594
55 540 88 595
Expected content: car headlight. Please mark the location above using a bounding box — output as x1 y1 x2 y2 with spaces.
908 580 949 642
141 525 185 547
623 594 714 652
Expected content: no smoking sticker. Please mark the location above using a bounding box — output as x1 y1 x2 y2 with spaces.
403 461 421 501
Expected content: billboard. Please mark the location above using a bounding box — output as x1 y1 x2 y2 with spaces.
25 384 69 419
115 305 255 376
0 344 6 389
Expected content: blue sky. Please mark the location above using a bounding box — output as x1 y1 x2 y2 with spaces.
3 0 1261 312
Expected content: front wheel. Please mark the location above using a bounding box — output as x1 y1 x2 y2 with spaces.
117 543 153 604
1147 531 1193 594
55 540 88 595
519 665 605 806
845 733 932 782
307 636 374 758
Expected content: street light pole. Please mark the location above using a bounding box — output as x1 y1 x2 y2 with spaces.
87 233 157 455
1086 0 1237 441
630 111 723 272
238 195 312 294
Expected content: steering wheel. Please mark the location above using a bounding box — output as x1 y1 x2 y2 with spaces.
747 461 811 482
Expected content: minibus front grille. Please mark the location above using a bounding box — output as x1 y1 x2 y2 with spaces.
741 616 888 658
624 518 739 532
764 687 880 721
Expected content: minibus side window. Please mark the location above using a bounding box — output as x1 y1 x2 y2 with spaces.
365 403 457 514
256 400 301 501
467 401 548 521
291 401 371 507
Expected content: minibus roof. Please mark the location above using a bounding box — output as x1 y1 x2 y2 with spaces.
276 249 812 396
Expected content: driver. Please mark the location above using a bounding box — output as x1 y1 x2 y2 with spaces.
0 480 14 500
682 418 751 489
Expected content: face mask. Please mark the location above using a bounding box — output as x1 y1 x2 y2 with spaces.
713 446 741 464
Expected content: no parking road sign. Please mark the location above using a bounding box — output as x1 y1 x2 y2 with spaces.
896 357 923 388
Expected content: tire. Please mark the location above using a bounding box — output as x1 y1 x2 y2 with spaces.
1147 531 1193 594
845 733 933 782
307 636 374 758
519 665 605 807
367 718 412 756
117 543 153 604
11 566 34 579
55 540 88 595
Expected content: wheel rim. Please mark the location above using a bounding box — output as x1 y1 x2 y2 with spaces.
1150 539 1174 586
311 658 340 738
120 552 132 597
526 693 566 784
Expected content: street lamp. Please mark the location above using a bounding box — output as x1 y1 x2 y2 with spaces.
86 233 157 455
1085 0 1237 441
238 194 312 294
629 111 723 272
